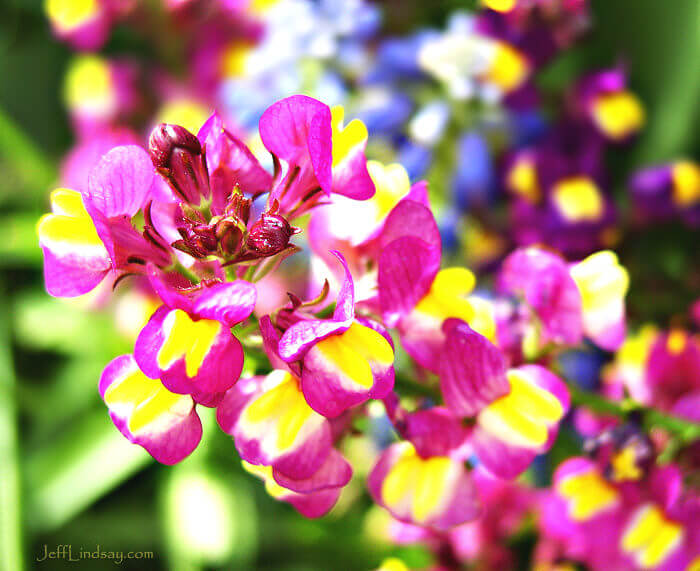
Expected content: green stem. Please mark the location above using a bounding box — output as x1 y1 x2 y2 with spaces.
0 284 24 571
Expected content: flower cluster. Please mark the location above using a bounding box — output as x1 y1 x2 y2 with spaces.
37 0 700 569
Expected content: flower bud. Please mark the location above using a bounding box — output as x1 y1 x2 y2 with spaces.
246 213 295 257
149 123 210 205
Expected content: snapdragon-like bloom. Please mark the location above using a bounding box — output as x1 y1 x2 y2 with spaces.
100 353 203 464
259 95 375 216
378 198 495 372
368 407 479 530
134 275 256 406
545 457 700 570
275 251 395 418
45 0 112 50
37 145 170 297
575 68 645 142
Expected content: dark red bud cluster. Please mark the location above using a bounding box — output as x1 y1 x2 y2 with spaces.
246 212 295 257
148 124 210 206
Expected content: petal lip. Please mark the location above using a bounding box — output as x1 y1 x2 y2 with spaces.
259 95 333 194
439 319 510 418
278 319 351 363
87 145 154 218
99 354 202 465
192 280 257 327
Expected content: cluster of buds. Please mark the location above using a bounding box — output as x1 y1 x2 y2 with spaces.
149 123 298 264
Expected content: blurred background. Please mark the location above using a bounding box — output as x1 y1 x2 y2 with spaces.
0 0 698 569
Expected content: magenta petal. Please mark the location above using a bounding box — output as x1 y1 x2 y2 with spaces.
99 354 202 465
404 407 468 458
259 95 332 193
41 245 110 297
331 145 374 200
378 236 441 327
330 250 355 321
470 426 539 479
278 319 350 362
198 113 272 203
273 448 352 493
192 280 257 327
498 247 583 346
285 487 342 518
379 199 442 252
439 319 510 418
87 145 154 217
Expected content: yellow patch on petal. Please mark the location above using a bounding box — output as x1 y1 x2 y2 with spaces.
249 0 279 14
482 0 516 12
331 106 368 167
621 504 684 569
314 322 394 390
242 371 320 452
592 91 645 140
220 41 253 77
477 369 564 449
367 161 411 224
381 443 456 524
610 447 643 482
157 310 221 378
415 267 475 323
671 161 700 207
507 155 540 203
688 556 700 571
45 0 99 31
666 329 688 355
37 189 107 255
104 365 192 435
556 468 620 521
482 42 529 92
157 99 210 135
64 55 114 114
552 176 605 222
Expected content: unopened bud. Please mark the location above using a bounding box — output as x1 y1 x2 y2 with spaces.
149 123 209 205
247 213 295 257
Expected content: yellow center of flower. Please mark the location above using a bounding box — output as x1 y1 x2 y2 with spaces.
381 442 456 523
552 176 605 222
570 250 629 313
242 371 320 452
103 365 192 435
157 310 222 377
666 329 688 355
314 322 394 389
45 0 99 31
507 156 540 203
671 161 700 207
591 91 645 140
621 504 684 568
220 41 253 77
477 369 564 448
610 447 643 482
557 469 620 521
